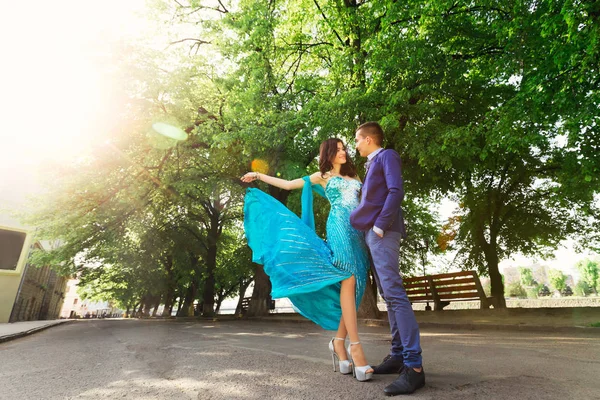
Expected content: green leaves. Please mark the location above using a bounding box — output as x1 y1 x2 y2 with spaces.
24 0 599 312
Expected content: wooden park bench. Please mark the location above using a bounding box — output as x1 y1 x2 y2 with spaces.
240 297 252 314
404 271 494 311
240 296 276 314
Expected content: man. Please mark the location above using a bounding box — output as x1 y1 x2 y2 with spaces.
350 121 425 396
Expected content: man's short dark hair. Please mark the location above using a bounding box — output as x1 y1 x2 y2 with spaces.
356 121 384 146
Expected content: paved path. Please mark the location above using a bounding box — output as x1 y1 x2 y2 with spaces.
0 320 70 343
1 319 599 399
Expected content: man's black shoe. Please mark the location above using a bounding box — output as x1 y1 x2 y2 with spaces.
373 354 405 374
383 366 425 396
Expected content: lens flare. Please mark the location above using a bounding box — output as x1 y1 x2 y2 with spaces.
152 122 188 141
251 159 269 174
147 122 188 149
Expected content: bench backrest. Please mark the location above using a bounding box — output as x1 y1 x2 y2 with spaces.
430 271 483 301
403 275 435 302
404 271 486 302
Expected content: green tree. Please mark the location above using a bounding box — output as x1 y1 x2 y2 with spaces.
32 0 599 318
576 259 599 295
399 199 444 276
375 1 600 307
213 230 255 314
519 268 536 287
25 38 251 317
189 1 600 312
574 280 592 297
548 269 567 294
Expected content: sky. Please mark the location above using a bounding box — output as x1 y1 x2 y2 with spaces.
0 1 595 277
0 0 149 214
434 198 595 280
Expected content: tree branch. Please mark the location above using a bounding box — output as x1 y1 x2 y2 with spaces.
168 38 211 47
313 0 346 47
173 0 228 14
217 0 229 13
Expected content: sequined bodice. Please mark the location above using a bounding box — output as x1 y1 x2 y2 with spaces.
325 176 361 211
324 177 368 287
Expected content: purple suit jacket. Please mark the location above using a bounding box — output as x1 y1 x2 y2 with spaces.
350 149 406 236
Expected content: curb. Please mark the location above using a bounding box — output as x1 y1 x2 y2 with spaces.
362 318 600 334
91 315 600 334
247 317 600 334
0 320 73 344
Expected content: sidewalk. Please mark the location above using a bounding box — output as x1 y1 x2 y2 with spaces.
256 306 600 333
0 320 71 343
401 307 600 332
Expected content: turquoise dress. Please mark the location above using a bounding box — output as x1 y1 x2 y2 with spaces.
243 176 370 330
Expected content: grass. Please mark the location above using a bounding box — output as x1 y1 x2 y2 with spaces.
590 322 600 328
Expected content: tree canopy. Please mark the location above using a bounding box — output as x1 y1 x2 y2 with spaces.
24 0 599 313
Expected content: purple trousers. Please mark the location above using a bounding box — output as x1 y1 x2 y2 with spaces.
365 230 423 368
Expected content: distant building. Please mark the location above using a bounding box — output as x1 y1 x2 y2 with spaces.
59 278 122 319
0 224 33 323
501 266 521 284
565 274 575 288
9 242 69 322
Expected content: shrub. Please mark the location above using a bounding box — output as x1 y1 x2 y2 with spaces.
525 287 538 299
538 284 551 297
519 267 535 287
561 285 573 297
548 269 567 292
506 282 527 298
574 281 592 297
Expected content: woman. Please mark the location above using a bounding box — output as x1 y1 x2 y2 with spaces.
241 138 373 381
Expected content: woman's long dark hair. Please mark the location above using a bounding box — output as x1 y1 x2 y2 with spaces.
319 138 357 178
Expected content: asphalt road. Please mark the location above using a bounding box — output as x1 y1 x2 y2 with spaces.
1 319 599 399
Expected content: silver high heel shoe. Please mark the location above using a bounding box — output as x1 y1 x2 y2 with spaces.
329 337 352 374
347 341 373 382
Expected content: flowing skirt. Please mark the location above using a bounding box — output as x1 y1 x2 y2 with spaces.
244 188 369 330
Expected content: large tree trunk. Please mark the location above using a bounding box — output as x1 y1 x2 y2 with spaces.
202 200 221 317
169 294 177 316
174 293 184 316
248 264 271 317
151 295 161 317
345 2 367 89
475 216 506 309
162 293 175 317
483 236 506 308
178 283 197 317
162 256 176 317
215 291 228 314
141 294 153 317
358 271 380 318
201 239 217 316
179 255 201 316
487 252 506 308
235 278 253 315
134 302 142 317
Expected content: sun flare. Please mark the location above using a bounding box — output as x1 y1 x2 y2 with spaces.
1 0 149 205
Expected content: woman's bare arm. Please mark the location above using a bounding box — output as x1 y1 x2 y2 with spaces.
241 171 326 190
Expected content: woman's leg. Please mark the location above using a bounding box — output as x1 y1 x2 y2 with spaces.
340 276 372 371
333 317 349 360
